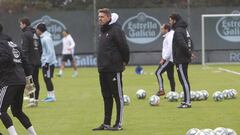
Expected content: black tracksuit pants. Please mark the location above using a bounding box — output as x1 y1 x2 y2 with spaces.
0 85 32 129
155 61 175 91
30 65 40 100
176 63 191 104
99 72 124 126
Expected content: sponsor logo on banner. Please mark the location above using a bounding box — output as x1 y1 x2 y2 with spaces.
122 12 161 44
229 52 240 62
57 55 97 67
31 15 66 46
216 10 240 42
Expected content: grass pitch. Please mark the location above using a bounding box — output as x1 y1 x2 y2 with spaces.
0 64 240 135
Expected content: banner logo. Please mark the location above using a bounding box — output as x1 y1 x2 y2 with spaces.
122 12 161 44
216 11 240 42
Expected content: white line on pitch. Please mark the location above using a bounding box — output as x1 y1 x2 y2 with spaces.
218 68 240 75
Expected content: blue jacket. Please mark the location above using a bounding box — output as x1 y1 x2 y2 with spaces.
40 31 57 67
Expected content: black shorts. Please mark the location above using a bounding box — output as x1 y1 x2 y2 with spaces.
42 64 55 78
62 54 74 62
0 85 25 115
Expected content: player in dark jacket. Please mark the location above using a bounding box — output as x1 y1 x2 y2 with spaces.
93 9 129 131
169 13 192 108
0 23 37 135
19 17 42 107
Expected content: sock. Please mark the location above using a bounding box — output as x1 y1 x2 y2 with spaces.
29 98 35 103
59 70 63 74
47 91 51 97
49 91 55 98
72 71 78 76
7 126 18 135
27 126 37 135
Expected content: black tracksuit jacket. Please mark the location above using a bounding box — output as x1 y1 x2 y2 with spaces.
97 23 129 73
0 33 31 86
21 26 41 66
172 20 192 64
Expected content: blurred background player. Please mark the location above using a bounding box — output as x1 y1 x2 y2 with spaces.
57 30 78 77
36 23 57 102
19 17 42 107
169 13 192 108
155 23 175 96
0 23 37 135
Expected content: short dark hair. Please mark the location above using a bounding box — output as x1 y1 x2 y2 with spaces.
19 17 31 26
163 23 171 32
36 23 47 32
98 8 111 17
0 23 3 33
169 13 182 22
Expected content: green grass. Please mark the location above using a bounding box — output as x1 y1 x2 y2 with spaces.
0 64 240 135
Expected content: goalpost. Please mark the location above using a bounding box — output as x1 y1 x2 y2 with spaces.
201 14 240 65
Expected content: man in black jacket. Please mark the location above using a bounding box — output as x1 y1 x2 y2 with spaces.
169 13 192 108
0 23 37 135
93 8 129 131
19 17 41 107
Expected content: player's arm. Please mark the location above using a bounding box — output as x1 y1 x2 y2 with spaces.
19 43 36 95
21 33 31 62
69 36 75 49
0 43 12 65
114 28 130 65
41 38 52 65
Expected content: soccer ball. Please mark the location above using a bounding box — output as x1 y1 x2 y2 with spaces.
190 91 197 101
186 128 200 135
228 89 237 99
200 129 215 135
230 89 237 98
214 127 228 135
123 95 130 105
201 90 209 100
179 91 184 100
195 91 204 101
149 95 160 106
212 91 224 102
136 89 147 99
222 89 231 99
166 91 179 102
226 128 237 135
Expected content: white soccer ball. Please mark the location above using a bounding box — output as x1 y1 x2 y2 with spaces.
180 91 184 100
149 95 160 106
212 91 224 102
195 91 204 101
166 91 179 102
222 89 231 99
228 89 237 99
123 95 130 105
190 91 197 101
230 89 237 98
200 129 215 135
201 90 209 100
136 89 147 99
186 128 200 135
214 127 228 135
226 128 237 135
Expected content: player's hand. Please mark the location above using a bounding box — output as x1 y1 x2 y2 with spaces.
67 48 72 53
191 52 196 60
160 59 165 65
44 63 49 69
24 75 36 96
123 62 127 71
